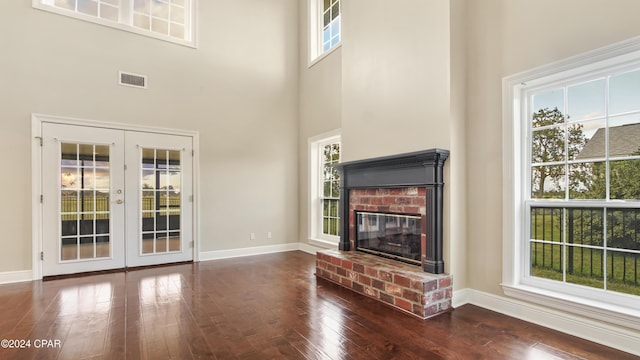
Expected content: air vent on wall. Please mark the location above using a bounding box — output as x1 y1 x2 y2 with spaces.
119 71 147 89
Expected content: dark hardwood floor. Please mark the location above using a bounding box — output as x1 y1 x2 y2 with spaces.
0 251 635 359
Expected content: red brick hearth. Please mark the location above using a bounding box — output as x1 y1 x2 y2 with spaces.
316 249 453 319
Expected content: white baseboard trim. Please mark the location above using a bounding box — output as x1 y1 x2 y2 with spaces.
0 243 320 285
299 243 322 255
452 287 471 308
454 288 640 356
199 243 301 262
0 270 33 285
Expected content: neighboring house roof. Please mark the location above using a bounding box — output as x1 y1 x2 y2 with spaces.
576 123 640 160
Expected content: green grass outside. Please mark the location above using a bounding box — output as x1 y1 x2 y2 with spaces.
530 209 564 242
531 242 640 296
530 209 640 296
61 194 180 220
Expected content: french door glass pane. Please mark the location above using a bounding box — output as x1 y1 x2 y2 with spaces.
140 148 182 255
60 143 111 261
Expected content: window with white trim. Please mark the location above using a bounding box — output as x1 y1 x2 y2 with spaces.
309 131 341 244
309 0 341 63
321 141 341 237
34 0 194 46
505 39 640 317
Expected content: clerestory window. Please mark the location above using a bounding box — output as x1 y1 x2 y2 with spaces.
309 0 341 64
34 0 195 47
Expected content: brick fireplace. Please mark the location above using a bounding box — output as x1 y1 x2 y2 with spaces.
336 149 448 273
315 149 452 319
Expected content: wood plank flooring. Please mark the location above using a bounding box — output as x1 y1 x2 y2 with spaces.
0 251 635 359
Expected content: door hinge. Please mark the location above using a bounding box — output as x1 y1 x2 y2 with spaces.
190 241 194 249
40 251 44 261
189 195 193 202
35 136 43 146
192 149 195 157
40 195 43 203
124 164 128 171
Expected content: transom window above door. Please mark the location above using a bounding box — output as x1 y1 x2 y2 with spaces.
33 0 195 47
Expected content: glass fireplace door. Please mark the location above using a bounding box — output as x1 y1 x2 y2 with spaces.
355 211 422 265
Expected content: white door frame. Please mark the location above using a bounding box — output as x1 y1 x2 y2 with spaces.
31 113 200 280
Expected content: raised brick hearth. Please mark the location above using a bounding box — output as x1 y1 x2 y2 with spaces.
316 249 453 319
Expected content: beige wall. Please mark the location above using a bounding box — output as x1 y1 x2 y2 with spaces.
298 0 467 285
341 0 451 162
0 0 299 273
340 0 467 285
466 0 640 294
449 0 468 289
298 0 342 245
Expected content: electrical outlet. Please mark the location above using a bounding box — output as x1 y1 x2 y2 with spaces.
267 232 272 239
250 232 255 240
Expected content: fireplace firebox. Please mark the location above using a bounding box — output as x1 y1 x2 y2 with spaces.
355 211 422 265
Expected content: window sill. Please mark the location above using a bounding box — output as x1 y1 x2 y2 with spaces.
308 42 341 68
501 283 640 331
308 237 339 249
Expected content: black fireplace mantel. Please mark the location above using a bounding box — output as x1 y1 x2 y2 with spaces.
334 149 449 274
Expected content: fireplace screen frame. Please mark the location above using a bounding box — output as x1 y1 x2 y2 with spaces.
354 210 423 266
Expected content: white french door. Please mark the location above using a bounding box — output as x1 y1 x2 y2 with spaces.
41 122 193 276
124 131 193 267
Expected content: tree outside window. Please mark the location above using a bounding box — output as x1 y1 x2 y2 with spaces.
528 69 640 296
321 143 340 237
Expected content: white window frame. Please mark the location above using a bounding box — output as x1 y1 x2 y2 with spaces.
309 129 341 247
503 36 640 331
308 0 341 66
33 0 197 48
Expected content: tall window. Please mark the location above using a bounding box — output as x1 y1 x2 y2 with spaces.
505 40 640 318
34 0 194 46
309 131 341 244
527 68 640 298
321 141 341 237
309 0 341 63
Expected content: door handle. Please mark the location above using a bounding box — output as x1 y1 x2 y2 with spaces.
115 199 123 204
